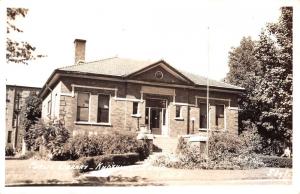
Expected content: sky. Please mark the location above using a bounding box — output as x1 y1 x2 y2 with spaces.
3 0 293 87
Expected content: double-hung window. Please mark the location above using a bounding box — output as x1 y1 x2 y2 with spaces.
76 93 90 122
97 94 110 123
216 105 225 129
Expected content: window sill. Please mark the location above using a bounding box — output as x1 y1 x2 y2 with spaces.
74 121 112 126
174 117 184 121
131 114 141 118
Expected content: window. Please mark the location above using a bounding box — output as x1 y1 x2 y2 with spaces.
199 103 208 128
12 114 17 128
47 100 52 114
216 105 224 128
132 102 138 115
76 93 90 122
7 131 12 143
162 108 166 125
155 71 163 79
175 106 182 118
97 94 110 123
145 107 149 125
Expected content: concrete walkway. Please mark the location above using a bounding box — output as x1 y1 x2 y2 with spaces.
84 161 292 186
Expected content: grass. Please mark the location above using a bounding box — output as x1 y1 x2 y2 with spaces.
5 158 292 186
5 159 77 185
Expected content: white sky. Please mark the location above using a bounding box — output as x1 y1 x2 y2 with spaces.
3 0 293 87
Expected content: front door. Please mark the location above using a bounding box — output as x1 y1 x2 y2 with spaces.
145 98 167 135
150 108 161 135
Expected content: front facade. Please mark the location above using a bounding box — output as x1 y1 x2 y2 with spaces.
6 85 41 150
39 40 244 141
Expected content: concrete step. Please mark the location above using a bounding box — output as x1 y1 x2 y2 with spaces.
152 136 179 154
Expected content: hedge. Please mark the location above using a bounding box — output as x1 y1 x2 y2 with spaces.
77 153 140 173
259 156 292 168
5 146 15 156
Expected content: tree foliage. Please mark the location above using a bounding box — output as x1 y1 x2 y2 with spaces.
6 8 44 64
20 92 42 150
226 7 292 155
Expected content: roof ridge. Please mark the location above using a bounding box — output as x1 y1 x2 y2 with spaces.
179 69 244 89
58 56 119 70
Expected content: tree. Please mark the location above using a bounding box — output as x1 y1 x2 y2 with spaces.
226 37 263 132
225 7 293 155
254 7 292 154
6 8 44 64
20 92 42 150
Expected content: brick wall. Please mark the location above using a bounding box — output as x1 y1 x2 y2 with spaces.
6 85 40 149
41 76 240 138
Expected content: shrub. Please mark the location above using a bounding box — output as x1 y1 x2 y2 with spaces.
150 132 265 170
18 151 36 160
49 131 150 161
77 153 140 173
136 140 150 160
259 155 292 168
5 146 15 156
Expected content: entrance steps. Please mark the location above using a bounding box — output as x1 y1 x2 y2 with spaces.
152 135 178 154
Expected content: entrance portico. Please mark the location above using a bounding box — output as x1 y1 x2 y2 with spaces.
145 98 168 135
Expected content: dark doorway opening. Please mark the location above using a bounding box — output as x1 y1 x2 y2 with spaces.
145 98 166 135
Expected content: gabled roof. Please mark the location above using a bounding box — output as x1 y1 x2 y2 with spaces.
59 57 244 90
40 57 244 99
59 57 153 77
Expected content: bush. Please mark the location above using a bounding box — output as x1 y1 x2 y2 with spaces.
259 155 292 168
50 131 150 161
77 153 140 173
150 132 265 170
5 146 15 156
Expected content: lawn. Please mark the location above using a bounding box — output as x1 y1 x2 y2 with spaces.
5 159 77 186
5 159 292 186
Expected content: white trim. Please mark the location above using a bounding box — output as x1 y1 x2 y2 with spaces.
72 84 117 94
131 113 141 118
114 97 143 102
60 92 73 97
228 107 239 110
60 73 243 94
59 84 117 98
74 121 112 126
195 96 231 106
173 102 196 107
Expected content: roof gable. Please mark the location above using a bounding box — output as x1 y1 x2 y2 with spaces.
126 60 194 85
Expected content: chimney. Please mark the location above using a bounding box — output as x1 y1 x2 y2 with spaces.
74 39 86 64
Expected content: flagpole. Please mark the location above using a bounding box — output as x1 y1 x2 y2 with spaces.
206 26 210 157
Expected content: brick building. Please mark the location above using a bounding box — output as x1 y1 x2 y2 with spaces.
6 85 41 150
39 39 244 152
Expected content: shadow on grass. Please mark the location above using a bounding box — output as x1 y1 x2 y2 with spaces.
6 175 165 187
